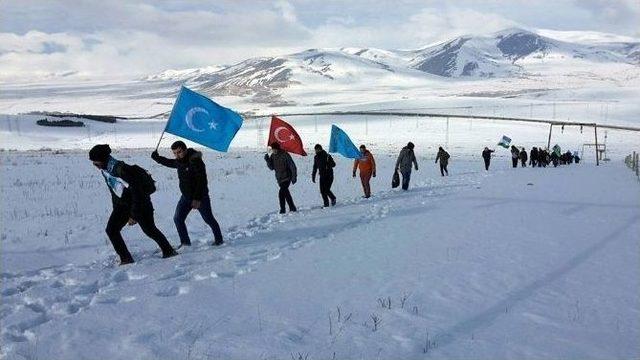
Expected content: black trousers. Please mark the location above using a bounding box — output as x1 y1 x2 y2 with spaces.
278 181 296 212
106 205 174 261
319 175 336 206
521 159 527 167
512 157 518 168
484 158 490 170
400 170 411 190
439 163 448 176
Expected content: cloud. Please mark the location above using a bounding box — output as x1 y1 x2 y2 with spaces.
573 0 640 35
0 1 637 82
309 7 518 49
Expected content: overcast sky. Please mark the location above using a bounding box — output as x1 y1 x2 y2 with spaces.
1 0 638 82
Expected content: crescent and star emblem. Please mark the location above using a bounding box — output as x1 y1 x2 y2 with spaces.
274 126 295 143
185 107 218 132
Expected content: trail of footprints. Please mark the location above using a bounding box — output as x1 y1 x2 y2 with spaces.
1 176 479 346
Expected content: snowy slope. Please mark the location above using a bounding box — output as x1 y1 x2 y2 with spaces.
1 150 639 359
142 66 228 82
133 27 640 103
1 27 639 116
406 28 638 78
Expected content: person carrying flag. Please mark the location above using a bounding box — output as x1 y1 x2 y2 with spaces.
265 142 298 214
89 144 177 265
353 144 376 198
312 144 337 207
482 147 495 171
151 141 224 248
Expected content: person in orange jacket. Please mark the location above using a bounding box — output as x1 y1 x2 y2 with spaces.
353 144 376 198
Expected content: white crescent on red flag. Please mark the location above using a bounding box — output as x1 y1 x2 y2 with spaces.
267 116 307 156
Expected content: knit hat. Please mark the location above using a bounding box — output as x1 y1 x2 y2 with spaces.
89 144 111 162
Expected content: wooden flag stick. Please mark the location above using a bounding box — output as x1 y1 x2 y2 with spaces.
154 128 166 152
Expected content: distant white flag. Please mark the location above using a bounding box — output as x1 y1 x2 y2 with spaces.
498 135 511 148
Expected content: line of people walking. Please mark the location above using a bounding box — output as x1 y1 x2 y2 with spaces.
482 145 581 171
90 142 457 265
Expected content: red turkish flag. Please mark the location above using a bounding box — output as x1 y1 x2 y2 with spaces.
267 116 307 156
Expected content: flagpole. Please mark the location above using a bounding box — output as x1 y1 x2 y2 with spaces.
154 128 166 151
155 86 181 151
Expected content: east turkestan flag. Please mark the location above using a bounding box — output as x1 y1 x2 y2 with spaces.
165 86 243 152
267 116 307 156
498 135 512 149
328 125 362 159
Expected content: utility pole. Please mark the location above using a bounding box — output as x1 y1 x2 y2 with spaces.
594 125 599 166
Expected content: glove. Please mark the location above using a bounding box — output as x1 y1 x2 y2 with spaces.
372 172 376 178
151 150 159 159
292 178 297 185
312 176 316 183
352 172 356 178
264 154 269 160
415 166 418 171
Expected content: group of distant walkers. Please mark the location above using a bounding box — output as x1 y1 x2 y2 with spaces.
482 145 581 171
89 139 579 265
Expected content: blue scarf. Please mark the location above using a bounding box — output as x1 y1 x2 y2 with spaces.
102 156 128 197
106 156 118 176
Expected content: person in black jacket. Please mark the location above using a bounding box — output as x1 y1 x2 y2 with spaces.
152 141 223 247
264 142 298 214
510 145 519 168
529 147 538 167
89 144 177 265
482 147 494 171
519 147 528 167
435 147 450 176
312 144 337 207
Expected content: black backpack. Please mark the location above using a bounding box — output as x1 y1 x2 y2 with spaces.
132 165 157 195
326 154 336 169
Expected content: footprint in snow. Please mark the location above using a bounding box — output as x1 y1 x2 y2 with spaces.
155 285 189 297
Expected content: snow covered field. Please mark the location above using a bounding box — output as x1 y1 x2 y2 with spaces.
1 25 639 359
1 149 639 359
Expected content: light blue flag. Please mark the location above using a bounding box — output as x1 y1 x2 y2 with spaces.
165 86 243 152
328 125 362 159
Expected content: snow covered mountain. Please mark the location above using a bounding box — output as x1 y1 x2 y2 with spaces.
144 28 639 99
407 28 639 78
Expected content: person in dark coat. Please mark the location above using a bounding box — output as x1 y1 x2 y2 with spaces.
435 147 450 176
395 142 419 190
265 142 297 214
482 147 494 171
89 144 177 265
519 148 528 167
152 141 223 247
537 148 546 167
312 144 337 207
510 145 519 168
550 151 559 167
529 147 538 167
542 148 550 167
